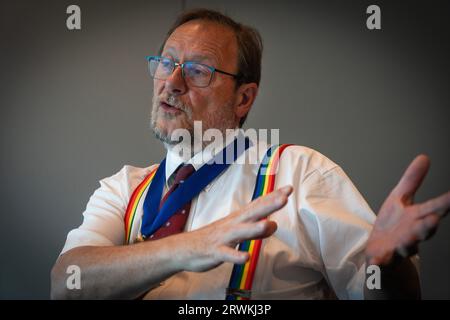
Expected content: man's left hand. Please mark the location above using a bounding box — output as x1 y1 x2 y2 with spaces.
366 154 450 266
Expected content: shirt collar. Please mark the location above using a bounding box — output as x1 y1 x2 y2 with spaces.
165 129 240 186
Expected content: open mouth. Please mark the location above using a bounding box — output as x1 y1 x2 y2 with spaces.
160 101 182 115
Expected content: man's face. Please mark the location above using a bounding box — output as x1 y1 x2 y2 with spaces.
151 20 240 146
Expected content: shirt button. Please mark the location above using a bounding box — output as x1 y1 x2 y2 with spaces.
166 222 171 227
181 210 186 214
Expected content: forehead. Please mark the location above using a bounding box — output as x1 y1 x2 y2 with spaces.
163 20 238 65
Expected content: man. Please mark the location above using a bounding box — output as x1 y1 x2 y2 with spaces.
51 9 449 299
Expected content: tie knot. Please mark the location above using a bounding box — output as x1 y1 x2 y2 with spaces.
173 164 195 185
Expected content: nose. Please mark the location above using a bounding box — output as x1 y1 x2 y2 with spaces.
164 64 187 96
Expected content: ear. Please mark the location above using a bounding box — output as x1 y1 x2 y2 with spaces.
234 83 258 122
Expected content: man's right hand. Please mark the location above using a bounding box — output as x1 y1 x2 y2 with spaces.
51 185 292 299
172 185 293 272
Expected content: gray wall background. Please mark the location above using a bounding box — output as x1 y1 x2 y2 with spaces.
1 0 449 299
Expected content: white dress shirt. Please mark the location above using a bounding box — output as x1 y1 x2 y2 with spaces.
61 132 376 300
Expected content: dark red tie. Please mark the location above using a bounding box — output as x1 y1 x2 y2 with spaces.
146 164 195 241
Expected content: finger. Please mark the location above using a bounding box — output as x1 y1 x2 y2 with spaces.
416 191 450 218
412 213 440 240
225 220 278 244
421 212 440 240
238 185 293 222
392 155 430 203
423 225 438 240
218 246 249 264
397 244 418 258
256 220 278 239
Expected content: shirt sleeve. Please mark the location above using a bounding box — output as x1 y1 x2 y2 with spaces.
59 165 151 255
299 165 376 299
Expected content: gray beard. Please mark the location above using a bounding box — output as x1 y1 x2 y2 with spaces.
150 95 193 146
150 94 237 153
151 122 190 146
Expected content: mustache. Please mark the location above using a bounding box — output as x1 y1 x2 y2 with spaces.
156 95 190 114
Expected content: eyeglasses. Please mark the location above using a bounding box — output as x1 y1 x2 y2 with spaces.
146 55 239 88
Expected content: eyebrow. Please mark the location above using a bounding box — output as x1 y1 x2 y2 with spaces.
163 47 217 66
